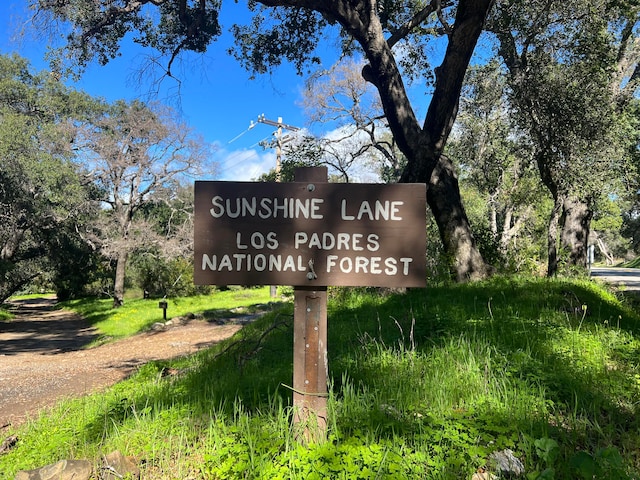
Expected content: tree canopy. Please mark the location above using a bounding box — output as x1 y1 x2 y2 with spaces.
32 0 495 281
73 98 210 306
23 0 640 280
0 53 100 302
488 0 640 274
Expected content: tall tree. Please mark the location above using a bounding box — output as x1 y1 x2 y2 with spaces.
489 0 640 275
448 61 544 267
0 53 99 302
74 100 210 306
32 0 495 281
299 59 406 183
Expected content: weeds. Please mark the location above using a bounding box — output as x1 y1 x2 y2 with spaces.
1 277 640 478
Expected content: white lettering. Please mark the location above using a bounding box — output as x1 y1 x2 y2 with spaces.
226 198 241 218
340 199 405 221
384 257 397 275
339 257 353 273
326 255 338 272
400 257 413 275
367 234 380 251
355 256 368 272
273 198 288 218
308 233 322 249
323 232 336 249
202 254 217 270
337 233 350 250
242 197 256 216
210 197 326 219
210 196 225 218
269 255 281 271
310 198 324 219
258 198 272 219
370 257 382 274
283 255 297 271
201 254 307 272
357 201 374 221
390 201 403 220
209 196 403 221
266 232 278 249
295 232 308 249
323 255 414 276
293 232 381 251
254 254 267 271
218 255 233 270
352 233 364 251
251 232 265 249
233 253 246 270
236 232 248 250
237 232 278 250
341 199 355 220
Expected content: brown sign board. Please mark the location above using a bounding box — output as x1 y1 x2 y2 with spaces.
194 181 426 287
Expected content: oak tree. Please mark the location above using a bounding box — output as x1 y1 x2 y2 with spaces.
0 53 99 302
489 0 640 275
74 99 210 306
32 0 495 281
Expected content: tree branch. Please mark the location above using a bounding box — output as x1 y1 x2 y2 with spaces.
387 1 439 48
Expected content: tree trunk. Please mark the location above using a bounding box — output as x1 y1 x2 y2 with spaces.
113 250 128 308
428 156 492 281
560 196 592 270
499 206 514 255
547 196 563 277
391 0 494 281
489 194 499 238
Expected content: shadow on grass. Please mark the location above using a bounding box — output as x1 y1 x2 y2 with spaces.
57 278 640 476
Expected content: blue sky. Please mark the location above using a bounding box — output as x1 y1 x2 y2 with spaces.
1 1 321 180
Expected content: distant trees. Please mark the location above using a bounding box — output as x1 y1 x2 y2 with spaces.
74 100 211 306
0 53 211 304
33 0 495 282
298 60 406 183
489 0 640 275
0 54 99 303
129 184 203 296
447 61 546 272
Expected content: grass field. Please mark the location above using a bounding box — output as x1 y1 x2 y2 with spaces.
59 286 284 342
1 278 639 479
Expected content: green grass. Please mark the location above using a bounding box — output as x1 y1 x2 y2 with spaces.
2 277 639 479
622 257 640 268
59 286 282 341
0 307 11 321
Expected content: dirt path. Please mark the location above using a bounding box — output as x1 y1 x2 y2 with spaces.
0 297 245 428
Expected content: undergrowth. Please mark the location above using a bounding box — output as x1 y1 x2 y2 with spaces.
1 276 639 479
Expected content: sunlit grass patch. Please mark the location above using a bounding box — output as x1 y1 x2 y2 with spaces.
60 286 281 340
2 278 640 478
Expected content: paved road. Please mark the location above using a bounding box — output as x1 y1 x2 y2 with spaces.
590 267 640 292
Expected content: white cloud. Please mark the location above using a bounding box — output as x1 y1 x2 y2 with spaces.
212 147 277 181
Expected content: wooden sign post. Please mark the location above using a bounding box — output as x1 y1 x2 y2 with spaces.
193 167 426 443
291 167 328 443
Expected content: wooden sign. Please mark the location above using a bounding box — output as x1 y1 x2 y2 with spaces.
194 181 426 287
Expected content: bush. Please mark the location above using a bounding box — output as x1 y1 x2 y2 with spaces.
130 253 212 298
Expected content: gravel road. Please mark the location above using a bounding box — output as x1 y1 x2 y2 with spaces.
0 297 243 428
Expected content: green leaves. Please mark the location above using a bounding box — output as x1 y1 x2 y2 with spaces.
570 447 626 480
0 53 99 302
534 437 559 466
229 5 325 77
